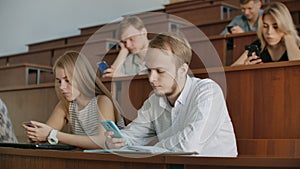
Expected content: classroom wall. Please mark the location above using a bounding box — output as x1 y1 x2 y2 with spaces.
0 0 169 57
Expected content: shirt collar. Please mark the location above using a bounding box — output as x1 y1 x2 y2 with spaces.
176 75 191 105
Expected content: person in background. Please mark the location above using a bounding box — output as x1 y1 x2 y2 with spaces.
232 2 300 65
221 0 262 35
0 99 18 143
104 33 238 157
22 51 124 149
103 16 149 77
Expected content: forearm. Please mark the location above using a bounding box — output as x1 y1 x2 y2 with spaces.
56 131 105 149
111 49 128 68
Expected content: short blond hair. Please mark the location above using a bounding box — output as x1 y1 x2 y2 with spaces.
149 32 192 67
240 0 260 5
118 16 145 39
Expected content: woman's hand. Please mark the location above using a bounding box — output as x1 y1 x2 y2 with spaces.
244 51 263 65
22 121 52 142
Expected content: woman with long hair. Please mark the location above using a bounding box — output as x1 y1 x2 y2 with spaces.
23 51 123 149
232 2 300 65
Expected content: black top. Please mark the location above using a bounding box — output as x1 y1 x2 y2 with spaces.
250 40 288 62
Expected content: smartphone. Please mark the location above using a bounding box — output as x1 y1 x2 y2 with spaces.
245 44 260 57
227 26 234 33
97 61 109 73
100 120 124 138
23 121 36 128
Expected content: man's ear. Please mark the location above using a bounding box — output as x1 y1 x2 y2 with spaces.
179 63 189 75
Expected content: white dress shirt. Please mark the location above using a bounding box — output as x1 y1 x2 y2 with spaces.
121 75 238 157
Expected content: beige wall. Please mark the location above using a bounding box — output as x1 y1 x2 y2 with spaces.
0 85 58 142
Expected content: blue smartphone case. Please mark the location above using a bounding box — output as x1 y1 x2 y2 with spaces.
100 120 124 138
98 61 108 73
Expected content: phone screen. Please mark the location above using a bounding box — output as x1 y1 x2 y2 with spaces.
97 61 109 73
227 26 233 33
23 122 36 128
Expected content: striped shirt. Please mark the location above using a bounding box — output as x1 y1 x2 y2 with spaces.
69 97 100 136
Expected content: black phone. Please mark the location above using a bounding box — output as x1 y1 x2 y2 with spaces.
227 26 234 33
23 121 36 128
245 45 260 57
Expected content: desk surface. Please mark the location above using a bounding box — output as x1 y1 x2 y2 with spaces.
1 147 300 169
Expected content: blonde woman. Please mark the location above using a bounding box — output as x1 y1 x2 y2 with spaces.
22 51 124 149
232 2 300 65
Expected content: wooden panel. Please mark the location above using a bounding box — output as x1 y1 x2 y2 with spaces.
1 147 300 168
0 148 166 169
167 156 300 168
229 32 258 64
238 139 300 157
28 38 66 52
190 35 227 68
167 2 239 26
0 64 53 88
0 66 26 87
0 84 58 142
0 56 8 66
8 50 52 66
198 19 231 36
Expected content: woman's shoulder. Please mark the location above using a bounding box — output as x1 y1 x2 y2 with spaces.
96 95 113 106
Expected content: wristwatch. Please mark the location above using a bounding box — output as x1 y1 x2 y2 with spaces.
47 129 58 144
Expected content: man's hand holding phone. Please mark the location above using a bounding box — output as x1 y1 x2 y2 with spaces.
101 120 127 149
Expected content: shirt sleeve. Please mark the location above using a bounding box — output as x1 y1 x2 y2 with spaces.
220 15 243 35
121 99 157 146
155 81 228 153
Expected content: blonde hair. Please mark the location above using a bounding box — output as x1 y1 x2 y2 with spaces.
118 16 145 39
149 32 192 68
240 0 260 5
53 51 122 123
257 2 300 50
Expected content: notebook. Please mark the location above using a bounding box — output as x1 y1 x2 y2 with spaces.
84 145 197 155
0 142 76 150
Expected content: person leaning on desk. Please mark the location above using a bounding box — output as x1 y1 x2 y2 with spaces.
103 15 149 77
22 51 124 149
104 32 238 157
232 2 300 66
220 0 262 35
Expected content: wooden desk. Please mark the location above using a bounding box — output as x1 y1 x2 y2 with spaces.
166 155 300 168
104 61 300 156
4 50 53 66
166 1 239 25
0 63 53 87
225 32 258 64
0 147 166 169
1 147 300 169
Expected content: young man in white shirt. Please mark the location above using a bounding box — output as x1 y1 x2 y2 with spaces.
104 33 238 157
